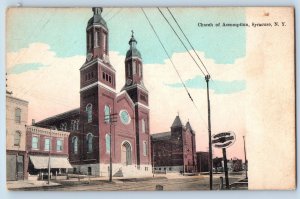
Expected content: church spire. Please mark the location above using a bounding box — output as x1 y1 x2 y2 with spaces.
171 115 183 128
86 7 109 62
129 30 138 50
92 7 103 15
123 31 146 89
126 30 141 59
88 7 107 29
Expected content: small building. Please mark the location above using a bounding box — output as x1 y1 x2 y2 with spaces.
26 125 72 180
212 157 243 172
196 151 209 172
34 108 81 166
213 157 224 172
151 115 197 173
6 94 29 181
229 158 243 172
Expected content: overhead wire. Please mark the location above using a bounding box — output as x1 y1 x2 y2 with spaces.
141 8 208 129
107 8 123 22
157 8 207 77
166 7 212 78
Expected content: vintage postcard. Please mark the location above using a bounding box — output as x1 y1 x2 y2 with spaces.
5 7 295 191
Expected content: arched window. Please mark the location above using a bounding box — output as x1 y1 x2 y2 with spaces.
105 134 110 154
132 62 136 74
104 105 110 123
86 104 93 123
139 64 143 77
127 64 131 77
87 133 93 153
103 33 107 53
60 123 67 131
15 108 21 123
72 136 78 154
14 131 21 146
88 32 92 49
143 141 147 156
71 120 74 131
95 30 98 47
141 119 146 133
97 30 101 47
76 120 79 130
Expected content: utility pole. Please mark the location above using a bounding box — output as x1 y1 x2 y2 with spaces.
47 128 52 184
243 136 248 179
106 112 117 182
205 75 213 190
152 140 155 178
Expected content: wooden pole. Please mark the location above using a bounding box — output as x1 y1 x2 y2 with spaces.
222 148 229 189
243 136 248 179
205 75 213 190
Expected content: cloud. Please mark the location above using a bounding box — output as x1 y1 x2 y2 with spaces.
8 63 46 74
6 43 56 71
165 75 246 94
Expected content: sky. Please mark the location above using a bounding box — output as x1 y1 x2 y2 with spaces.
6 7 249 160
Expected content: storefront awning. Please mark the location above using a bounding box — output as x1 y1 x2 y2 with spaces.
29 155 72 169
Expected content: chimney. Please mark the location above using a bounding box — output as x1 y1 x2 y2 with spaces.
32 119 35 125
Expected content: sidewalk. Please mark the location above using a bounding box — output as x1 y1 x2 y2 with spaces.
54 175 167 186
7 180 61 190
230 178 248 190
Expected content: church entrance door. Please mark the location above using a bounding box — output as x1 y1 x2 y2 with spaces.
121 141 132 166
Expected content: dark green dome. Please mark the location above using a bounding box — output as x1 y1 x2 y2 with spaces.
126 31 142 59
87 7 107 29
126 48 142 59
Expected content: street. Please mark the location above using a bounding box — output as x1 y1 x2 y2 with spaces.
12 175 246 191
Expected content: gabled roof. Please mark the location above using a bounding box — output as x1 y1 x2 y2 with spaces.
171 115 183 128
116 90 135 109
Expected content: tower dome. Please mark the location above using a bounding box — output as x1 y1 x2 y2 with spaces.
126 31 142 59
87 7 107 29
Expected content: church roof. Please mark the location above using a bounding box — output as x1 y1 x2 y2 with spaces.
171 115 183 128
186 121 195 135
126 31 142 59
186 121 193 131
87 7 107 29
151 132 171 140
36 108 80 125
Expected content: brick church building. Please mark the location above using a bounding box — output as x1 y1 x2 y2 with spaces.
35 8 152 177
151 115 197 173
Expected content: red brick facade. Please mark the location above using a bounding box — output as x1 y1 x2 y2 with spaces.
25 126 70 177
151 116 197 173
26 129 69 156
35 8 152 176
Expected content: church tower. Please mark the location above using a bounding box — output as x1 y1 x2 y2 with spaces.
79 7 116 171
122 31 151 167
86 7 110 62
